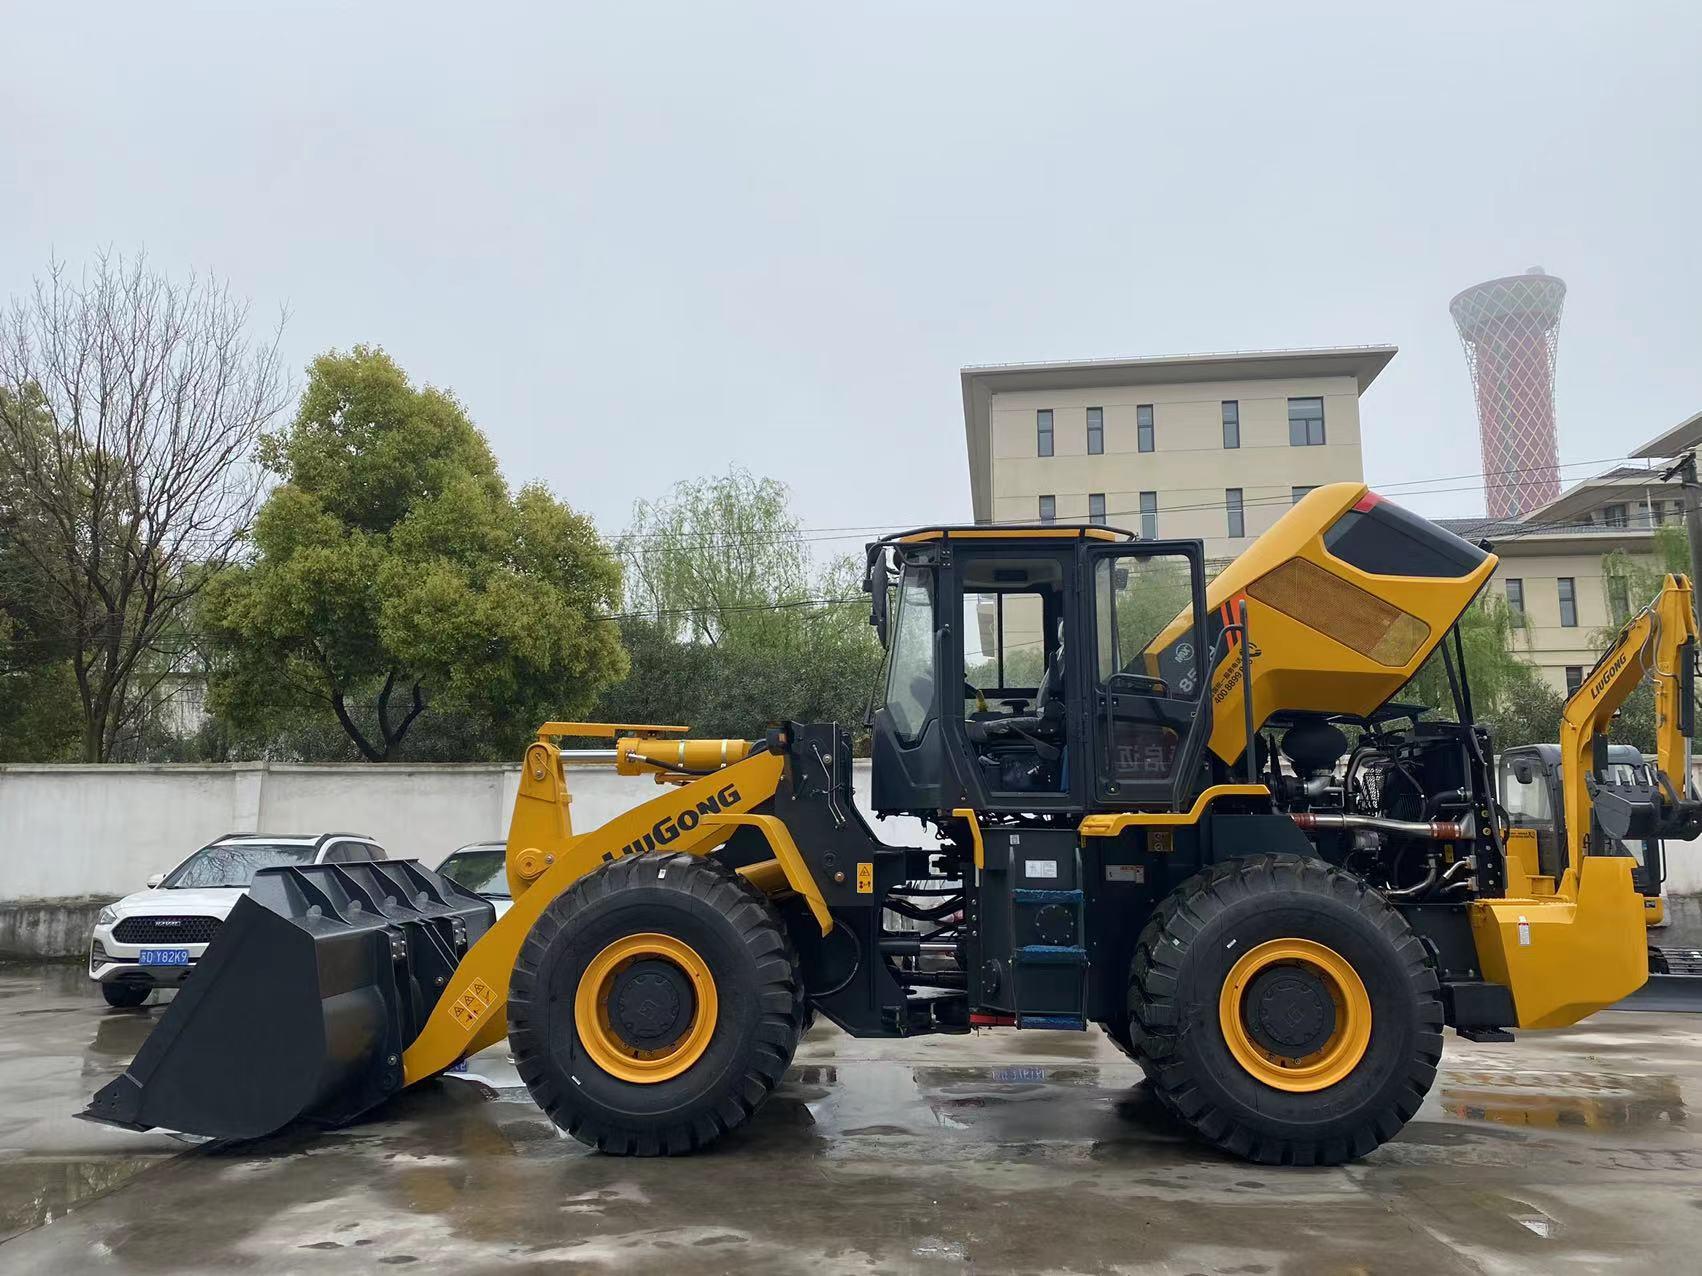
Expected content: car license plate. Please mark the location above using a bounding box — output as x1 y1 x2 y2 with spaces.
139 948 190 966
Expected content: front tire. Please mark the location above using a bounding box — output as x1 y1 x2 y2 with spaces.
101 982 151 1008
508 852 805 1156
1131 854 1442 1166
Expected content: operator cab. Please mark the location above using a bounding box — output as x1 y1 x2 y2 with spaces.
1500 742 1666 905
863 525 1213 817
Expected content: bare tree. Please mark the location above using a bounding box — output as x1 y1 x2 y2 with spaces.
0 252 287 761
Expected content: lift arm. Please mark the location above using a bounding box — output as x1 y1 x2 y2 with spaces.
1558 573 1699 865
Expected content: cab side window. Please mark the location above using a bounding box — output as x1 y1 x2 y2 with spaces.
882 567 935 742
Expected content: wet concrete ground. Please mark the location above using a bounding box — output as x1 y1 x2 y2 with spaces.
4 962 1702 1274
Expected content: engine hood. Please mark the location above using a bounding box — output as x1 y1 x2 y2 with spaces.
107 887 248 917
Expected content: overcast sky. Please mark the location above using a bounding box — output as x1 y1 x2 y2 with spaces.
4 2 1699 551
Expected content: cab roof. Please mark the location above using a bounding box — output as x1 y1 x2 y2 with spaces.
878 523 1136 546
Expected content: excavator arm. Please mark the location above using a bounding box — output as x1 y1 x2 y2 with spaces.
1559 573 1701 867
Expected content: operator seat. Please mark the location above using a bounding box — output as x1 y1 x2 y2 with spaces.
975 623 1066 743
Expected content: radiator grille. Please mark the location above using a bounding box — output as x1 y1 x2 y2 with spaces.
112 915 221 945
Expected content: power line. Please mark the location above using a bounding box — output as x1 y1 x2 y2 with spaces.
3 455 1669 641
614 454 1648 554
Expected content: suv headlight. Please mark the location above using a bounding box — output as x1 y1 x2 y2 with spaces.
96 905 118 926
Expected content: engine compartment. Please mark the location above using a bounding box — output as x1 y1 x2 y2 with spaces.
1252 709 1504 902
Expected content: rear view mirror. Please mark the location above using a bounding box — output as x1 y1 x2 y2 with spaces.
1511 761 1535 786
864 545 892 647
146 873 165 889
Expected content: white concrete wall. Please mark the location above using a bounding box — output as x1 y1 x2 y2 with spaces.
4 758 1695 900
0 759 925 902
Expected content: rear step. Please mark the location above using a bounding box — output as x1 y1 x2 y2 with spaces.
81 861 493 1140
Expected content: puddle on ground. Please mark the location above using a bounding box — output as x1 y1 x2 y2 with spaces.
1441 1069 1685 1131
0 1155 171 1242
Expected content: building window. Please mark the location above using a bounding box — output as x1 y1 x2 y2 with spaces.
1640 499 1675 527
1558 577 1577 628
1600 502 1628 528
1089 492 1106 525
1139 491 1157 538
1221 401 1240 449
1036 409 1053 458
1608 575 1630 623
1086 407 1103 455
1137 405 1154 453
1291 485 1318 504
1565 666 1584 697
1038 494 1056 524
1226 488 1245 538
1288 397 1325 446
1506 578 1524 618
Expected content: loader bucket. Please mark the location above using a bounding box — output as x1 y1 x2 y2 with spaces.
81 860 494 1141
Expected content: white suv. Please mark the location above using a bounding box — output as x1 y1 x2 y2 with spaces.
89 832 387 1007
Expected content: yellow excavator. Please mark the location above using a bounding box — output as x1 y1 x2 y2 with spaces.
84 484 1701 1165
1499 574 1700 963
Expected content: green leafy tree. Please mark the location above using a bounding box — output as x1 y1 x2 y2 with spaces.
1590 526 1693 756
1599 525 1687 635
595 470 883 742
0 398 79 759
1398 594 1565 748
202 347 627 761
0 611 80 760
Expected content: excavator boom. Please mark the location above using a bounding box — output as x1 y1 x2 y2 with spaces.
1560 573 1700 864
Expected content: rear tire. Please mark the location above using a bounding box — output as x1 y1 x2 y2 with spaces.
1131 853 1442 1166
101 982 150 1009
509 852 805 1156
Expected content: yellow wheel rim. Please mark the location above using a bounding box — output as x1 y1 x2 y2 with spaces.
1218 938 1371 1093
574 933 718 1084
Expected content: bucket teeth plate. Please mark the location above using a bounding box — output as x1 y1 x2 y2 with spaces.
81 860 494 1140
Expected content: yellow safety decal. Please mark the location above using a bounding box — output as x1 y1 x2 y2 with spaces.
449 977 497 1030
856 862 874 893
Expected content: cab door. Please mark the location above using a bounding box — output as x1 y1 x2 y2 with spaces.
1084 542 1211 808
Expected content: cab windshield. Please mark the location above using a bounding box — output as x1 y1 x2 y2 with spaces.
162 842 317 889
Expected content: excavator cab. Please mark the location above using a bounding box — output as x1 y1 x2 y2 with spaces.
863 526 1212 818
1501 743 1668 917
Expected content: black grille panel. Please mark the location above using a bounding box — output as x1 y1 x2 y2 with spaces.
113 915 222 945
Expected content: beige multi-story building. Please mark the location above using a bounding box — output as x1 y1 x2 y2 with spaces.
960 346 1396 565
1441 458 1689 696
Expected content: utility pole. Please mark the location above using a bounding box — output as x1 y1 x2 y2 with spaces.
1661 450 1702 798
1661 450 1702 630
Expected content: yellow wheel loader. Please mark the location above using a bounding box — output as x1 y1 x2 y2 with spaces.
83 484 1702 1165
